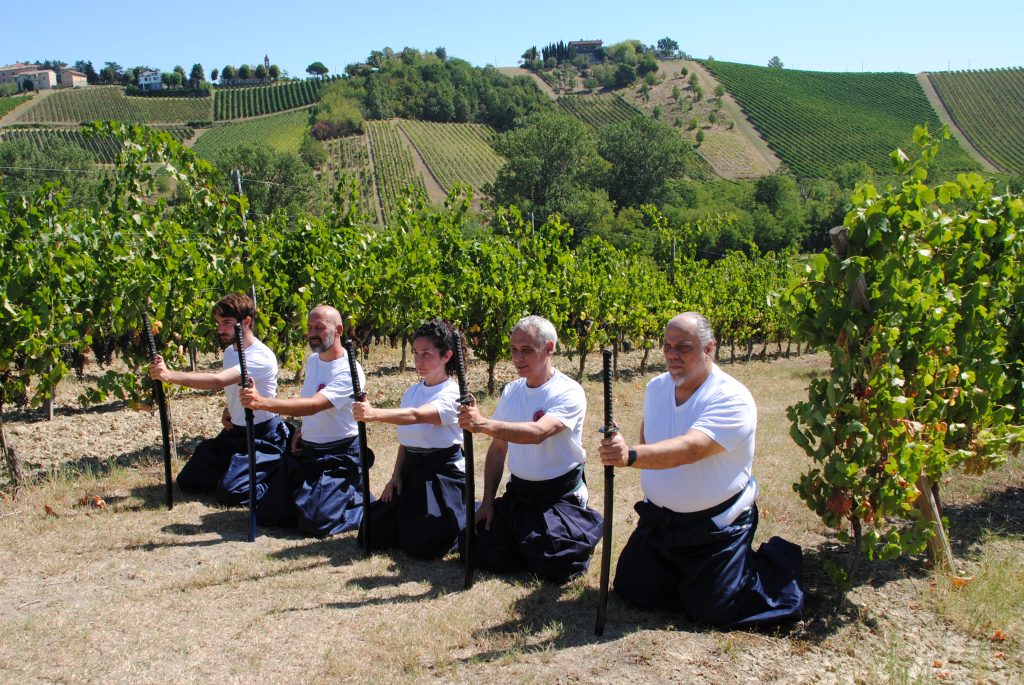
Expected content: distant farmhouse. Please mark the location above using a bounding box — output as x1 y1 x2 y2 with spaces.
0 62 59 91
568 40 603 64
137 69 162 92
60 69 89 88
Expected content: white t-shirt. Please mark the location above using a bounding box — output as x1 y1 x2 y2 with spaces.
223 338 278 426
492 369 587 481
640 365 756 513
396 378 463 449
298 352 366 445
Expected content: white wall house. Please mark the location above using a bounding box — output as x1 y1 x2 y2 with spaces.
0 62 57 91
137 69 162 91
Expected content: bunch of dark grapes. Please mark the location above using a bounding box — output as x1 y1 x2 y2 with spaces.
59 344 88 377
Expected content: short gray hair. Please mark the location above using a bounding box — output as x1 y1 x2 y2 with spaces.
669 312 715 347
511 315 558 348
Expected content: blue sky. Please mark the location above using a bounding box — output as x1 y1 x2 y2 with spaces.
3 1 1021 77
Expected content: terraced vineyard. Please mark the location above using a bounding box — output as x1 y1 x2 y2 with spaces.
366 120 426 225
214 80 323 120
397 120 504 194
7 86 212 124
929 67 1024 174
191 109 310 158
704 61 979 177
0 95 32 119
558 94 644 128
322 135 378 221
0 126 193 163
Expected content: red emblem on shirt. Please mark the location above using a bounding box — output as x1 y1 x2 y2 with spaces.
317 383 326 392
532 408 546 422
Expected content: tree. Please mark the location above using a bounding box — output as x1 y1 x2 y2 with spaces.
221 65 235 81
434 46 447 62
613 64 636 88
211 145 320 217
656 37 679 58
173 65 187 84
599 116 690 207
210 68 219 83
767 56 784 69
100 61 123 84
268 64 280 80
73 60 99 84
488 111 610 228
189 63 204 87
255 64 268 82
237 64 252 80
306 61 329 78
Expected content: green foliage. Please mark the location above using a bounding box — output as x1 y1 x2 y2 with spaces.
929 67 1024 174
704 60 980 178
783 128 1024 564
192 109 311 158
365 120 427 224
557 94 644 129
306 62 329 78
299 134 326 168
209 144 321 217
598 116 692 207
487 111 610 229
0 126 193 165
398 120 503 194
345 49 551 130
7 86 212 124
0 137 101 205
314 82 364 138
214 80 324 120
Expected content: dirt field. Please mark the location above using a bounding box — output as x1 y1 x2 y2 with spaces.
0 347 1020 684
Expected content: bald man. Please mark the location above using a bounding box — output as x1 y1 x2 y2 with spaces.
599 312 804 628
241 305 371 537
150 292 292 522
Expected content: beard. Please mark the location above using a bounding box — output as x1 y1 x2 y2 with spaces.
308 329 335 353
217 333 233 350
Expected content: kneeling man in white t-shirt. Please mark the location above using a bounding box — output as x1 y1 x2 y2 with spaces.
459 315 602 583
599 312 804 628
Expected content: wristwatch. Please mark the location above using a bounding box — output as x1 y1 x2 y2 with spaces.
627 448 638 467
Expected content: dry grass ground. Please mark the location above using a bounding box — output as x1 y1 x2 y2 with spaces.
0 346 1021 684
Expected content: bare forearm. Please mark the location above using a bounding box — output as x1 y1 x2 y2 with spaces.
252 395 328 417
630 431 723 469
476 418 555 445
163 369 232 391
481 442 507 505
363 405 438 426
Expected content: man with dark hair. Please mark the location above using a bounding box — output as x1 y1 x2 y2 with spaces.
458 315 603 583
241 305 370 537
598 312 804 628
149 292 292 522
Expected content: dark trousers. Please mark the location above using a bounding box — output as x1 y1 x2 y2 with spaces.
614 498 804 628
475 466 603 584
359 445 467 559
176 417 294 525
290 436 373 538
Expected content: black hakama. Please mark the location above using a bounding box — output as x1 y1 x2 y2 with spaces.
474 465 603 583
359 445 466 558
290 436 372 538
176 416 294 524
614 497 804 629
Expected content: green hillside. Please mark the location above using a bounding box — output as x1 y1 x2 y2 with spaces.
703 61 980 177
929 68 1024 175
366 120 427 224
192 109 309 158
0 126 193 164
0 94 32 119
214 80 325 120
557 94 644 128
6 86 212 124
397 120 504 194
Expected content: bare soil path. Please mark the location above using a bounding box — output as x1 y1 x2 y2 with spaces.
917 72 999 173
394 119 448 204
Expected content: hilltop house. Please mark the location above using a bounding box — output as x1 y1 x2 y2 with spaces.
568 40 603 64
0 62 57 91
59 68 89 88
137 69 162 91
